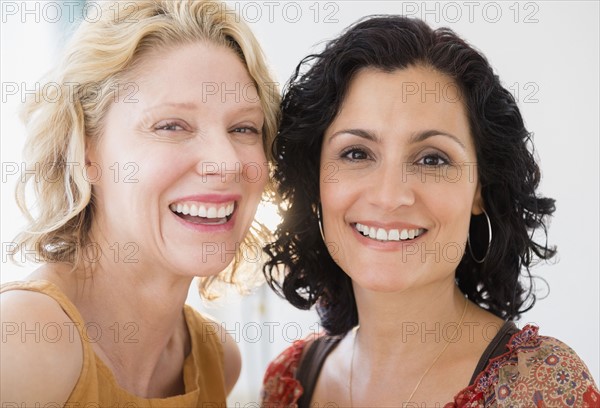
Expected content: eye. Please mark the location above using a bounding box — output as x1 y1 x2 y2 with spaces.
341 147 370 161
231 126 260 135
154 121 186 132
416 153 449 166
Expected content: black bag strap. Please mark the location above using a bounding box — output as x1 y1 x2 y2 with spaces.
296 335 343 408
295 321 519 407
468 321 519 384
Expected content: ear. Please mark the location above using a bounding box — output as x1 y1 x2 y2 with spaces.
471 183 484 215
84 136 100 184
84 135 95 166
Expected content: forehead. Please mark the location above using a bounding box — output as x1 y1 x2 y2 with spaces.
127 42 260 105
330 66 471 141
344 65 463 108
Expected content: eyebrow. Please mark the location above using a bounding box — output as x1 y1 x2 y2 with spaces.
140 103 264 122
328 128 380 143
328 128 466 150
142 102 199 114
410 129 466 150
234 105 264 115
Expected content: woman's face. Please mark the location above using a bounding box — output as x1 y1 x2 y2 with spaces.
319 66 482 293
88 42 267 277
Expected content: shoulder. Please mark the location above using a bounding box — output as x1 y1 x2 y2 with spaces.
261 334 322 406
500 328 600 406
454 325 600 407
217 322 241 395
183 306 241 395
0 285 84 406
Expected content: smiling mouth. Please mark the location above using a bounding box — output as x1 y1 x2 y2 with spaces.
170 201 235 225
353 222 426 242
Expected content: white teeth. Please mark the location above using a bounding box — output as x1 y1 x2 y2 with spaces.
170 201 235 219
354 223 425 242
369 227 377 239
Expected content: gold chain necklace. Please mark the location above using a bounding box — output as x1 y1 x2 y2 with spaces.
349 296 469 407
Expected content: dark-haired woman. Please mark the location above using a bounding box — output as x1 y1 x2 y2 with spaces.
261 16 599 407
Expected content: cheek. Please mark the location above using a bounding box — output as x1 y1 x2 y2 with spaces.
92 133 147 179
320 177 345 213
319 173 358 233
318 178 349 267
125 153 176 195
241 148 268 193
426 182 476 232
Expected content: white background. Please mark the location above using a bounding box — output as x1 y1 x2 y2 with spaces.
1 1 598 404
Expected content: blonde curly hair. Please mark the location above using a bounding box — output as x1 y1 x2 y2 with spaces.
11 0 280 297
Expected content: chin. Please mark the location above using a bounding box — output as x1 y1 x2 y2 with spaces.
360 282 414 294
168 254 233 279
349 271 416 294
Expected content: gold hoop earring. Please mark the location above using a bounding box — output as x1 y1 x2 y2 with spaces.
467 209 492 264
317 203 325 242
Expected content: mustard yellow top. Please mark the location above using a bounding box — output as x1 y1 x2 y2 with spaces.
1 280 227 407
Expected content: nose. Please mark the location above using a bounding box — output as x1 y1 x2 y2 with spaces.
195 131 242 183
367 161 416 211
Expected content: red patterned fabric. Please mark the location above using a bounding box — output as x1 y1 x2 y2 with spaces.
261 325 600 407
262 339 307 407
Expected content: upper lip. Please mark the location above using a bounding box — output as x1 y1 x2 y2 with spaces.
170 194 241 206
352 221 427 230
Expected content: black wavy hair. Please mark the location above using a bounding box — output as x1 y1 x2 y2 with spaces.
263 16 556 336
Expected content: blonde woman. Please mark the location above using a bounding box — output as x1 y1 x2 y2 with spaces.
1 1 278 406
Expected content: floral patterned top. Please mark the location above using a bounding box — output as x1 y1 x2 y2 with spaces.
261 325 599 407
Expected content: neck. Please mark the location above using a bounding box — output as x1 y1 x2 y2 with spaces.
73 247 194 395
353 279 469 358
